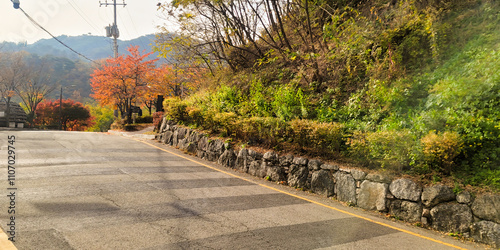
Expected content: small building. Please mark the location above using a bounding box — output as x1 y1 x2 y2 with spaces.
0 101 27 128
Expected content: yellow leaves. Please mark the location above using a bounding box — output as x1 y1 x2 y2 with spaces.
425 25 432 34
421 131 463 172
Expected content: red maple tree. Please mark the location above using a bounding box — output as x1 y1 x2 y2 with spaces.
34 99 93 131
90 46 158 124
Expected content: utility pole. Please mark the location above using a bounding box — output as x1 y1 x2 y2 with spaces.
100 0 126 58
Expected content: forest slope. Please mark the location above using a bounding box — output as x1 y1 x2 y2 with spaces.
156 0 500 191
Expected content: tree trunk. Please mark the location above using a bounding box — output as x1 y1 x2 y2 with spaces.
271 0 292 50
126 98 132 124
5 98 11 127
27 111 35 128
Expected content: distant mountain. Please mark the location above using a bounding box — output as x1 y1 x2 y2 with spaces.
0 34 175 101
0 34 161 61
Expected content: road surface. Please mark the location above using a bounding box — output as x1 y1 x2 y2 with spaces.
0 130 485 249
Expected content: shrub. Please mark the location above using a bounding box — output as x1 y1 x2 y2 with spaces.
35 99 93 131
248 79 271 117
272 85 309 121
289 119 344 152
210 84 241 113
347 131 372 166
288 119 313 147
86 104 115 132
163 98 188 122
124 124 138 131
421 131 463 175
212 112 238 136
449 113 500 171
348 129 416 171
310 121 344 152
237 117 287 146
186 106 205 127
135 115 153 124
152 111 164 131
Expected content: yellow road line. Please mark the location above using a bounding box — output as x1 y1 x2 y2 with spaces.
136 139 468 250
0 227 17 250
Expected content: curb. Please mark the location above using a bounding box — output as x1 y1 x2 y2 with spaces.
107 128 156 140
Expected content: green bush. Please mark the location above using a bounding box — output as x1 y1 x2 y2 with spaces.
236 117 287 146
163 98 188 122
289 119 344 152
212 112 238 136
272 85 308 121
209 84 241 113
455 169 500 190
86 104 115 132
347 131 371 165
186 106 205 127
248 79 271 117
452 114 500 171
348 129 416 171
421 131 463 175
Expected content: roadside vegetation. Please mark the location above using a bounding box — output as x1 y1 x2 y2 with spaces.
155 0 500 191
0 48 162 132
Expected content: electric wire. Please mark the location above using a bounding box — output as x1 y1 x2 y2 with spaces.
18 7 95 63
118 10 147 52
117 10 132 39
125 7 140 36
117 7 153 56
125 7 151 50
66 0 101 34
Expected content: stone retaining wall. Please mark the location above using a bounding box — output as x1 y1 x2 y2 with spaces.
156 119 500 248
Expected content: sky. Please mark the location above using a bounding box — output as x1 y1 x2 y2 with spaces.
0 0 170 44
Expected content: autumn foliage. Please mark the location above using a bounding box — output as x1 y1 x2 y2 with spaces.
90 46 207 124
90 46 162 124
34 99 93 131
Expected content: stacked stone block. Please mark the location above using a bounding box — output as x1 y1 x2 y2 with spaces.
156 118 500 248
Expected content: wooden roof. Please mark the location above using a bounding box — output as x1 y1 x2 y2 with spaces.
0 101 27 123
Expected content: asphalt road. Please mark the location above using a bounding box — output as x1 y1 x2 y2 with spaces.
0 130 486 250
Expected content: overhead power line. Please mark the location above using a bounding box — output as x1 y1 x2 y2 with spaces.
18 7 96 63
124 8 151 50
66 0 101 33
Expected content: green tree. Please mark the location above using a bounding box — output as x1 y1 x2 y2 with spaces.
86 104 115 132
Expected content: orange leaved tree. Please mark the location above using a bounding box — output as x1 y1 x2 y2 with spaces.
142 64 175 114
90 46 158 124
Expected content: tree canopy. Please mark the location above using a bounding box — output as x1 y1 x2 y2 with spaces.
34 99 92 131
90 46 159 124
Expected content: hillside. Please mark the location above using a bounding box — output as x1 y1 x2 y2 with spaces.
0 34 159 61
0 34 167 101
156 0 500 190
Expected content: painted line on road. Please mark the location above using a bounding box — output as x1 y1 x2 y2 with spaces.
136 139 468 250
0 227 17 250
